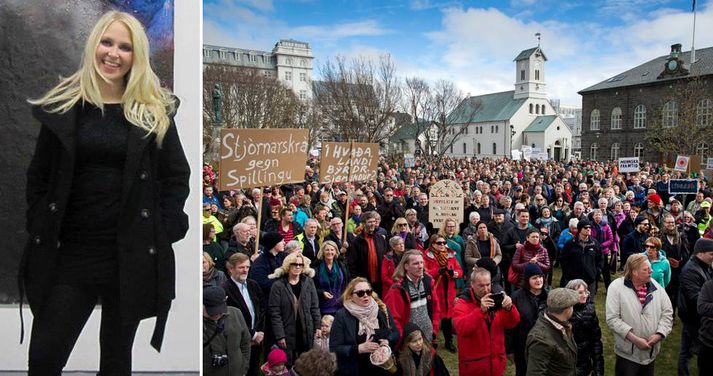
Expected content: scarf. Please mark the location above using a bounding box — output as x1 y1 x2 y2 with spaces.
431 245 448 267
344 299 379 338
662 226 681 245
351 214 362 224
546 312 573 337
318 261 343 293
399 348 433 376
524 240 541 256
366 233 378 282
203 267 217 283
538 216 554 228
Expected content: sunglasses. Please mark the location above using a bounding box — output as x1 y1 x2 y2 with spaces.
434 241 447 245
290 263 304 268
353 289 373 297
398 223 408 227
645 245 657 249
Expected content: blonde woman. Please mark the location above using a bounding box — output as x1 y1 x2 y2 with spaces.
268 252 322 365
20 11 189 375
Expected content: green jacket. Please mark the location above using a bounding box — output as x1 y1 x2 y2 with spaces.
203 306 251 376
525 313 577 376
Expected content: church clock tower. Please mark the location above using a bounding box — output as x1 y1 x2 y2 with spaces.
513 46 548 100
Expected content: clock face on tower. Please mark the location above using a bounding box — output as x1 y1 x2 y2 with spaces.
667 59 679 72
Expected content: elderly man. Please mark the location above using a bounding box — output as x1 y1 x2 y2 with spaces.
377 187 405 232
295 218 321 263
453 267 519 376
677 238 713 376
226 223 255 259
525 288 579 376
606 254 673 376
348 211 388 295
323 216 354 259
203 286 251 376
415 193 430 229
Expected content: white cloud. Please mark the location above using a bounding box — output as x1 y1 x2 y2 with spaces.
290 20 391 41
237 0 274 12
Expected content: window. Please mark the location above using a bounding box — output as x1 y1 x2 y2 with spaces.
697 142 710 159
493 143 497 155
541 106 545 115
450 144 453 153
536 104 540 114
611 107 622 130
299 90 306 100
491 125 494 133
465 127 468 135
535 69 540 80
285 71 292 81
529 103 533 113
611 143 620 160
203 48 210 58
590 143 598 160
463 143 467 154
250 54 256 62
300 72 307 82
477 143 481 154
634 143 644 159
697 99 712 127
634 104 646 129
496 125 499 133
590 109 600 130
520 70 526 81
662 100 678 127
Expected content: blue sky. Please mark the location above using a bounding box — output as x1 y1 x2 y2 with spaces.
204 0 713 106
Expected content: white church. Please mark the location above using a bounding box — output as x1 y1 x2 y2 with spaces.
443 46 573 161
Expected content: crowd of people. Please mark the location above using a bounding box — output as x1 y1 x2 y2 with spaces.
202 155 713 376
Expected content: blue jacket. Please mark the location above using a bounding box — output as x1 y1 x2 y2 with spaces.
249 251 287 297
558 229 574 250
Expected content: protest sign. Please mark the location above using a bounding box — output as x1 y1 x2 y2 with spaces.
320 142 379 183
707 158 713 170
618 157 640 173
218 128 309 190
674 155 690 172
668 179 699 194
429 180 464 229
404 153 415 168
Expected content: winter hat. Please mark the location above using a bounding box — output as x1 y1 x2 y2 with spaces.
266 347 288 367
647 194 663 206
475 258 498 278
203 286 227 317
547 288 579 311
261 232 284 251
702 201 712 209
694 238 713 254
577 219 592 232
634 215 648 226
524 263 544 280
402 322 423 344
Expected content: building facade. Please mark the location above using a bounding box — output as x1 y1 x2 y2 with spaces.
203 39 314 100
579 44 713 163
550 99 582 159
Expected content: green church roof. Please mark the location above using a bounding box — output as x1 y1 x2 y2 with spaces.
523 115 558 132
448 91 526 124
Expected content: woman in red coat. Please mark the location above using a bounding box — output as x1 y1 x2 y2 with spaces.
423 234 462 352
511 229 551 288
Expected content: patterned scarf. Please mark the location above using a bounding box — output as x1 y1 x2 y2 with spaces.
344 299 379 338
431 245 448 267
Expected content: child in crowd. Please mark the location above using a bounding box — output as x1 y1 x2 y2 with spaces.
262 347 289 376
313 315 334 352
397 323 450 376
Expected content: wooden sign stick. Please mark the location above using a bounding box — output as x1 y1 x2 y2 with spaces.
254 189 263 256
342 140 355 246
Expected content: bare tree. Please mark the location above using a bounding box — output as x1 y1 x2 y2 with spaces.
645 77 712 164
314 54 401 144
400 77 478 161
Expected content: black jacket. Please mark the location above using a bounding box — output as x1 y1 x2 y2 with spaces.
377 200 405 233
506 288 547 358
560 236 602 286
488 221 518 260
698 278 713 348
222 277 266 336
268 275 321 361
348 231 387 294
678 256 713 324
570 301 604 376
21 103 189 350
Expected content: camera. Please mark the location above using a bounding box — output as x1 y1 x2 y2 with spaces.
212 354 229 367
489 292 505 311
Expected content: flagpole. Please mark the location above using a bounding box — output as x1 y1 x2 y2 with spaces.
691 0 697 65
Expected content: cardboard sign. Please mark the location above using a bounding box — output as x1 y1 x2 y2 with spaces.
618 157 640 173
428 179 465 229
319 142 379 183
404 153 415 168
218 128 309 190
668 179 699 194
675 155 690 172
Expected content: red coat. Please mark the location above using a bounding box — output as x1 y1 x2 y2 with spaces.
423 248 463 318
453 288 520 376
511 242 551 288
381 251 400 293
383 274 441 343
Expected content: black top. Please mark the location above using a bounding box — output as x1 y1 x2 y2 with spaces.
58 103 129 282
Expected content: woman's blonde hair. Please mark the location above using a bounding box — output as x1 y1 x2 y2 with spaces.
340 277 390 321
268 251 315 279
623 253 649 280
29 11 175 146
317 240 339 260
202 252 215 269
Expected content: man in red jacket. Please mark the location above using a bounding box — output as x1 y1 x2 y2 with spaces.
453 267 520 376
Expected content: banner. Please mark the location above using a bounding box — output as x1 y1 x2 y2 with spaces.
218 128 309 190
669 179 699 194
618 157 640 173
428 179 464 229
319 142 379 183
675 155 690 172
404 153 415 168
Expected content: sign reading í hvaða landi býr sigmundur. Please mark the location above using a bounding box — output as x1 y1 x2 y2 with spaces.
219 128 309 190
319 142 379 183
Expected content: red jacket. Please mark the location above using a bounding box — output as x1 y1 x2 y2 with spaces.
381 251 400 293
383 274 441 343
511 242 551 287
453 288 520 376
423 248 463 318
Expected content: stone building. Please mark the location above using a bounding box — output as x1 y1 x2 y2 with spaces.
578 44 713 163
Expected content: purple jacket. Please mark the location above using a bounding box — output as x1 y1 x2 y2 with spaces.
591 221 615 255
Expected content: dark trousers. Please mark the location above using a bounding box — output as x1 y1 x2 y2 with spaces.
441 318 454 345
678 321 700 376
28 282 139 376
600 253 611 288
500 258 513 294
699 342 713 375
247 343 262 376
615 355 655 376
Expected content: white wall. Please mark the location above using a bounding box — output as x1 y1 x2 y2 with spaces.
0 1 201 372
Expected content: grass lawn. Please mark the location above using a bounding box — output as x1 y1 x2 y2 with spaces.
437 266 697 375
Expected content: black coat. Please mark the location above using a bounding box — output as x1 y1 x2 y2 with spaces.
678 256 713 324
268 275 321 361
223 278 266 336
488 221 518 260
507 288 547 359
330 306 400 376
570 301 604 376
20 103 189 350
348 232 388 295
560 237 602 286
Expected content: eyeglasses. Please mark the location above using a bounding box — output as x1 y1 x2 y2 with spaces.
645 245 657 249
398 223 408 227
353 289 372 297
434 241 447 245
290 263 304 268
641 223 650 226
